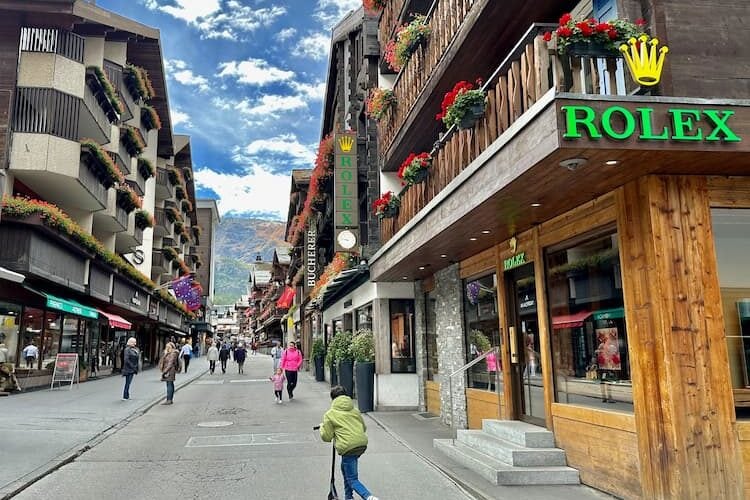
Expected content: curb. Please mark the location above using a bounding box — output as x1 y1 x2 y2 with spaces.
367 413 495 500
0 368 207 500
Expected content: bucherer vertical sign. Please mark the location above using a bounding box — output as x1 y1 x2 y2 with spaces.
304 216 317 295
334 132 359 253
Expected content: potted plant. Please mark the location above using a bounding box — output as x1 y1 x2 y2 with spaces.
325 339 338 386
352 329 375 412
543 13 648 57
436 80 486 130
312 337 326 382
141 105 162 131
120 126 145 156
123 64 154 101
384 15 431 72
134 209 154 230
398 152 431 186
332 331 355 397
365 88 396 121
137 158 155 180
80 139 125 188
116 184 142 213
372 191 400 219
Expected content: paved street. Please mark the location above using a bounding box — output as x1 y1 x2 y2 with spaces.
7 355 473 500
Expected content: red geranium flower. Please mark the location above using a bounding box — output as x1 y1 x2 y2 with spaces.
608 29 618 40
635 18 647 26
559 13 572 25
557 27 573 37
595 22 611 33
543 31 552 42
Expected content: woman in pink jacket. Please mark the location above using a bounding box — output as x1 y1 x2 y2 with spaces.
279 341 304 400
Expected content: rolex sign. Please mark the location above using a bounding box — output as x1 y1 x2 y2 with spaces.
334 132 359 253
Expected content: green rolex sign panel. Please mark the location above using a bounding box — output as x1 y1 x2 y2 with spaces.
334 132 360 253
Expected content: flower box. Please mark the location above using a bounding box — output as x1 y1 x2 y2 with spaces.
134 209 154 230
436 80 486 130
120 126 145 157
366 88 396 121
398 152 431 186
373 191 400 219
458 103 486 130
384 15 431 72
543 13 648 57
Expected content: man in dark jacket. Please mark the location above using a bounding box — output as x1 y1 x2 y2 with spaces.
121 337 140 400
218 343 230 374
234 343 247 374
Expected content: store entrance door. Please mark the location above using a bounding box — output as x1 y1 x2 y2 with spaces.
506 263 545 425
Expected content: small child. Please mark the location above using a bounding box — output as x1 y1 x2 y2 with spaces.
318 386 378 500
270 368 285 404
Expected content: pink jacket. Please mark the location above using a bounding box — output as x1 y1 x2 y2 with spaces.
279 347 303 371
271 373 285 391
486 351 500 372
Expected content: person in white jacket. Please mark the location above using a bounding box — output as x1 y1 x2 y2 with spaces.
207 342 219 375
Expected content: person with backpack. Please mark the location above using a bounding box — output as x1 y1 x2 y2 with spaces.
218 342 230 374
271 341 283 371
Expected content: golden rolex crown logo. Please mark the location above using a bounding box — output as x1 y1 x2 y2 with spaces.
619 35 668 87
338 135 354 152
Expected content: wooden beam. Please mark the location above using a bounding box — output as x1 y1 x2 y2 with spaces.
532 226 554 429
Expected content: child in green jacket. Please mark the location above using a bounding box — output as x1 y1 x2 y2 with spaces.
319 385 379 500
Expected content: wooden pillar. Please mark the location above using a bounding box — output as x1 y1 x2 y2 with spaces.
616 175 742 499
532 227 555 430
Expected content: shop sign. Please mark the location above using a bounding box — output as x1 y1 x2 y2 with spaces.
131 291 142 307
561 105 742 143
305 225 317 294
334 132 359 253
503 252 526 271
46 295 98 319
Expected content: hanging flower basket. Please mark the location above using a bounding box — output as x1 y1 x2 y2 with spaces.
134 209 154 230
436 80 486 130
141 105 162 131
120 126 145 157
116 184 142 213
372 191 400 219
542 13 648 57
384 15 431 72
365 88 396 121
398 152 432 186
137 158 155 180
80 139 125 188
123 64 154 101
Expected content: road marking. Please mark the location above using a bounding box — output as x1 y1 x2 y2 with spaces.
197 421 234 428
228 379 268 383
185 432 318 448
196 380 225 385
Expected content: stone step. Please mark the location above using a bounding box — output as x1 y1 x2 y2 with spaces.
434 439 580 486
482 419 555 448
457 429 567 467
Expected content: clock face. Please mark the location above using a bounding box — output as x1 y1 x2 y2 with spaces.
337 230 357 250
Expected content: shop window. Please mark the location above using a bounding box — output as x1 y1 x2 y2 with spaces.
545 231 632 412
41 311 62 370
712 208 750 418
0 302 21 365
390 299 415 373
60 317 81 354
20 307 44 370
355 303 373 331
463 273 502 392
425 292 438 381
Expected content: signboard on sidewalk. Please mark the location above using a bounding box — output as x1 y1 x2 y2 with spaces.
51 353 79 390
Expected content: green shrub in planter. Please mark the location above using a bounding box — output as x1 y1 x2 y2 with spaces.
312 338 326 359
351 329 375 362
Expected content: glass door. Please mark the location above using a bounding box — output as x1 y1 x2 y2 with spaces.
506 263 545 425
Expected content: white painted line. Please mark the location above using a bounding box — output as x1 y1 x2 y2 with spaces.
196 380 225 385
196 421 234 428
185 432 318 448
228 379 268 383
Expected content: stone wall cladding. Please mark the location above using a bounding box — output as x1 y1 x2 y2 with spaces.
414 280 427 412
434 263 467 427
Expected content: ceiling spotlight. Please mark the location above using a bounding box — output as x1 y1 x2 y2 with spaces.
469 237 478 241
402 276 408 280
559 158 587 171
481 230 491 234
418 266 426 270
440 254 448 258
605 160 619 166
531 203 541 207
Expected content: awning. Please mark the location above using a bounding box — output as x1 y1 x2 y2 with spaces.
98 310 132 329
45 293 98 320
276 286 295 309
552 310 591 329
592 307 625 321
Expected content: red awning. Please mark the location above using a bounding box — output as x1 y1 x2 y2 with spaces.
276 286 295 309
98 310 132 329
552 311 591 330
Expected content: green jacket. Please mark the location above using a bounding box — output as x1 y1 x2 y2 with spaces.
319 396 368 456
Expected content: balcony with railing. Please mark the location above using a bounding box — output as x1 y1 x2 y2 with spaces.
19 27 84 63
81 81 112 144
93 188 128 234
152 251 168 273
103 59 133 122
153 208 173 237
380 23 632 245
155 167 173 200
114 211 142 254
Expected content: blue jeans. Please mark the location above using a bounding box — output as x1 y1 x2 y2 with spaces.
166 381 174 401
341 454 371 500
123 373 134 399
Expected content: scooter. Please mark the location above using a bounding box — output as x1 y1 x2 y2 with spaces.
314 425 339 500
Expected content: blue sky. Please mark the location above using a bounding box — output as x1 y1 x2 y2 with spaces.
97 0 362 219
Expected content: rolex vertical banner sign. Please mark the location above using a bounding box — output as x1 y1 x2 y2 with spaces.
334 132 359 253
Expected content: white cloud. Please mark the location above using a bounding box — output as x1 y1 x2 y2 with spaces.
314 0 361 29
171 108 192 127
194 165 290 218
245 94 308 116
290 80 327 101
217 58 295 86
143 0 286 40
275 27 297 42
238 134 316 165
292 32 330 61
165 59 210 92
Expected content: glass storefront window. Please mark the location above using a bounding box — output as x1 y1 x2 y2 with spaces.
390 299 415 373
60 316 81 354
545 231 632 412
463 273 502 392
20 308 44 370
355 304 373 331
41 312 62 370
425 291 438 381
712 208 750 418
0 302 21 365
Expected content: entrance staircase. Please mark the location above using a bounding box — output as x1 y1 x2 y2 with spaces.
434 420 580 486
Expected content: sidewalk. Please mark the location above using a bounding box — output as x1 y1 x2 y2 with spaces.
0 358 208 499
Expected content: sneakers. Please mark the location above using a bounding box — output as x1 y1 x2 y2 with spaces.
366 496 379 500
160 400 173 405
277 399 282 404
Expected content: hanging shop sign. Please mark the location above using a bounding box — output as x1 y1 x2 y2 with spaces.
561 104 742 143
334 132 359 253
305 225 317 295
503 252 526 271
45 294 99 319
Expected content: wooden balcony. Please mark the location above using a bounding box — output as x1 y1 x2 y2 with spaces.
381 24 633 245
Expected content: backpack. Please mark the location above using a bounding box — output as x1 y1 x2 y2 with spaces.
272 347 282 359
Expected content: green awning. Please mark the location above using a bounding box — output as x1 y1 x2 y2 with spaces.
592 307 625 321
45 294 99 320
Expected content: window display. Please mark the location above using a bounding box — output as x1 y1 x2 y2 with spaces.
356 304 373 331
0 302 21 365
463 273 501 392
41 312 62 370
20 308 44 370
545 231 632 411
390 299 415 373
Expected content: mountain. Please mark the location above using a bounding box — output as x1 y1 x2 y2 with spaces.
212 217 287 305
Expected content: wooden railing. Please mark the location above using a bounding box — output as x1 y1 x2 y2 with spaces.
19 27 84 63
377 0 479 159
378 0 407 49
380 24 631 244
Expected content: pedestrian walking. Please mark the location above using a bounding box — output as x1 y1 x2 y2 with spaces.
158 342 181 405
234 343 247 374
251 340 258 356
121 337 139 400
270 367 285 404
218 342 230 374
271 341 283 371
318 385 379 500
207 342 219 374
22 341 38 369
179 341 192 373
279 340 303 400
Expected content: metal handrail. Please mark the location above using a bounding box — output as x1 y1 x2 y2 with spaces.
447 346 501 437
